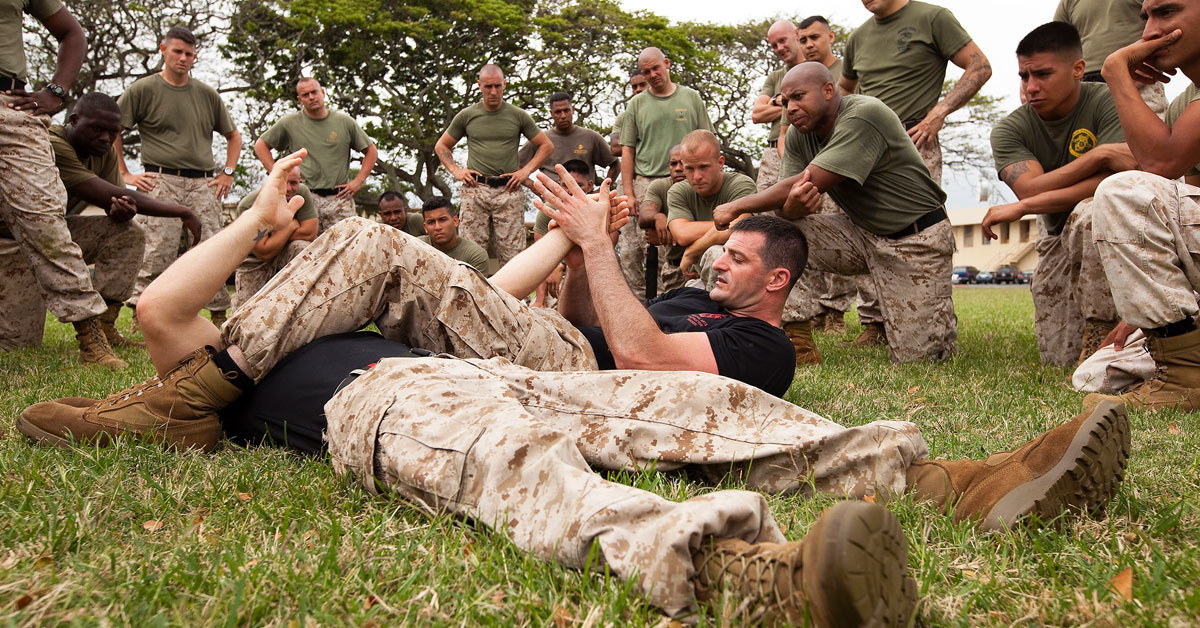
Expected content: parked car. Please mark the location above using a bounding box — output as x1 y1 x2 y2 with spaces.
977 270 995 284
1017 269 1034 284
995 265 1018 284
952 265 979 284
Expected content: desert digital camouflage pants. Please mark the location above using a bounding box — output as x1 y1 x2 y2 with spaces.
618 175 655 300
220 215 931 616
0 212 144 349
1032 199 1117 365
1093 172 1200 329
1140 82 1168 120
755 145 780 192
781 194 858 324
0 95 106 325
128 173 230 311
313 194 356 233
459 183 525 267
783 214 956 362
232 240 310 311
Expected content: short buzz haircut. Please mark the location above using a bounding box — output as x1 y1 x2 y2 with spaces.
422 196 457 216
680 129 722 158
1016 22 1083 60
162 26 197 47
798 15 830 30
73 92 122 118
561 159 591 177
730 215 808 290
378 191 407 207
296 76 320 89
549 91 572 107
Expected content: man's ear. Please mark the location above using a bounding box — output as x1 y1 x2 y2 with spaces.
766 267 791 293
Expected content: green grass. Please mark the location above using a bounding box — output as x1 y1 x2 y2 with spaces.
2 287 1198 626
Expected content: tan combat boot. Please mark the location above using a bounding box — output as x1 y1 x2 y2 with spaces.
98 302 144 347
692 501 916 627
824 310 847 335
782 320 822 365
1084 327 1200 412
73 317 128 370
209 309 228 329
16 346 243 453
847 321 887 347
1077 318 1116 366
906 401 1130 531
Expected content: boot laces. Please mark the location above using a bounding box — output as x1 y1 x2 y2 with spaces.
696 543 801 615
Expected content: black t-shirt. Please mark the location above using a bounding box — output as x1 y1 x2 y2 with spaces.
219 331 418 454
576 287 796 397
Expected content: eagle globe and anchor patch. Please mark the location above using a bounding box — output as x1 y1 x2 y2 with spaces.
1069 128 1097 157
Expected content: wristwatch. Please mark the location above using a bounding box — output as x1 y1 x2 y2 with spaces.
221 167 234 176
45 82 65 99
770 94 779 107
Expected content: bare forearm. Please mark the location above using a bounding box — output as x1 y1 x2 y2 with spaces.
669 219 714 245
1107 73 1180 175
435 140 460 174
685 227 728 256
49 12 85 88
253 139 276 171
578 241 665 361
253 220 299 260
928 51 992 121
490 228 575 299
1018 173 1109 215
621 146 635 196
223 130 242 169
354 145 379 184
1009 154 1109 198
558 264 599 327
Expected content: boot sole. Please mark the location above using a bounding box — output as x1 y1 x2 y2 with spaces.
802 501 916 628
983 401 1131 531
16 408 222 453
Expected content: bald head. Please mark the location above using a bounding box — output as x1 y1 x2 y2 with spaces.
780 62 840 135
637 47 673 94
479 64 504 80
783 62 834 90
766 20 802 66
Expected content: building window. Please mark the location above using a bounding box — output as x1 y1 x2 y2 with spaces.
963 225 973 247
1020 220 1031 242
1000 222 1010 243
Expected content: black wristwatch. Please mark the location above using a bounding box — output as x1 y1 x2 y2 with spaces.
45 82 65 100
770 94 779 107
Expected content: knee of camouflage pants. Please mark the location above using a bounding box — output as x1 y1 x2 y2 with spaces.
0 238 46 349
1093 171 1200 329
1061 198 1116 323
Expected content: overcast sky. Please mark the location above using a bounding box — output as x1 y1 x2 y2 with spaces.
621 0 1189 207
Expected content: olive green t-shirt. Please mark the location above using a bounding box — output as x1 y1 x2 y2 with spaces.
518 125 615 181
1 0 62 81
1054 0 1145 74
446 102 541 176
762 59 845 142
781 94 947 235
644 176 676 212
620 86 713 177
404 212 425 237
258 110 374 189
1165 82 1200 176
48 124 122 216
611 112 624 146
418 234 490 275
118 75 236 171
991 82 1124 234
236 185 318 223
843 1 973 123
664 172 756 261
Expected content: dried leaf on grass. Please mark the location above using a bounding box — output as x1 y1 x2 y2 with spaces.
142 520 163 532
1108 567 1133 601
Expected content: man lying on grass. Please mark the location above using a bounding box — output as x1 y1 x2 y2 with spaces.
17 151 1131 626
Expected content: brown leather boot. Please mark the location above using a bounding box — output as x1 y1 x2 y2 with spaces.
691 501 915 627
16 347 242 453
846 322 886 347
906 401 1130 531
209 309 228 329
1077 318 1116 365
73 317 127 370
782 320 822 365
1084 326 1200 412
98 302 145 348
824 310 847 335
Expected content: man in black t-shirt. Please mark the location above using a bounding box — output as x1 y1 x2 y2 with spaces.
19 156 1131 626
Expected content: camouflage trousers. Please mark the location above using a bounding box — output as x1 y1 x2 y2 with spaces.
619 175 676 300
1031 199 1117 365
325 356 928 616
1093 171 1200 329
313 194 356 233
231 240 310 312
783 214 956 362
781 195 859 324
755 144 781 192
0 212 144 349
1140 82 1168 120
223 216 596 380
0 95 105 324
459 183 526 267
128 173 230 311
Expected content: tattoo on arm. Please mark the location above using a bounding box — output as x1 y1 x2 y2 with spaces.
999 161 1032 188
940 52 991 114
253 228 269 243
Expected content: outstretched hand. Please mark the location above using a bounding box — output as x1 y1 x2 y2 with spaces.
248 149 308 233
532 166 628 248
